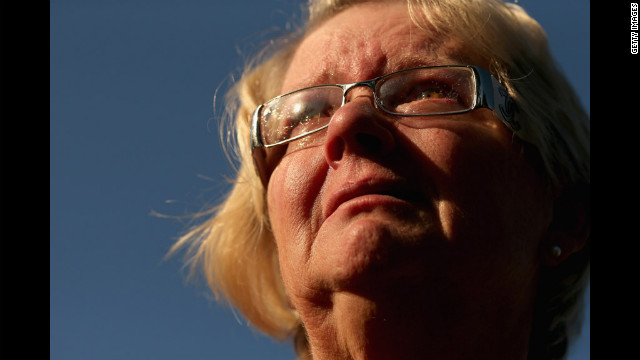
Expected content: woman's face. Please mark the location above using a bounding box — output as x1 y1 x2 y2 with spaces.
267 2 553 321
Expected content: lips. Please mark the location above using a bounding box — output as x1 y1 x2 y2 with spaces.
323 177 420 221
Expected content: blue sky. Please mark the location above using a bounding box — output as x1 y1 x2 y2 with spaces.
50 1 589 359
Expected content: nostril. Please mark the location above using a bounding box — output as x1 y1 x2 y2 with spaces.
327 136 345 162
323 98 396 168
355 133 383 152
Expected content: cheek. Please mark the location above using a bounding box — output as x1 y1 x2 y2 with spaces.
410 125 551 254
406 126 551 296
266 148 328 283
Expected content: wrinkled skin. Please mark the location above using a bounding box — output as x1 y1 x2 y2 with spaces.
266 3 554 359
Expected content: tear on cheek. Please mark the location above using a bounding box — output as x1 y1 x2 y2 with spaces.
436 199 463 243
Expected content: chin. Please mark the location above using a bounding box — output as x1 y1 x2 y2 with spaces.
313 214 438 293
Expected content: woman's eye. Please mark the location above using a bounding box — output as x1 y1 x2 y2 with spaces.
382 79 467 115
280 99 334 138
292 100 333 124
410 83 458 102
416 89 445 100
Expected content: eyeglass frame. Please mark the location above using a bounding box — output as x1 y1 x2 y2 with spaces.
250 64 519 183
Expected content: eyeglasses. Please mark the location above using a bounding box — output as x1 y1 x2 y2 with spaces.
250 65 519 182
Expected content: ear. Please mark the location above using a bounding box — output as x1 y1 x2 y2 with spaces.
541 182 590 267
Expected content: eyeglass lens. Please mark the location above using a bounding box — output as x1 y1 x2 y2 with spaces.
259 66 476 146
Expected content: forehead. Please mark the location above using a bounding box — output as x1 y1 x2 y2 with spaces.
282 2 469 93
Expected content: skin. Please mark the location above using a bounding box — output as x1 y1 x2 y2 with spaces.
266 3 555 359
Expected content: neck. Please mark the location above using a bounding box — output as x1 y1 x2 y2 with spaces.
298 289 534 360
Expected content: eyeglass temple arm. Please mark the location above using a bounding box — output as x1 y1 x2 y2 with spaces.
251 104 265 150
250 104 272 186
474 67 520 132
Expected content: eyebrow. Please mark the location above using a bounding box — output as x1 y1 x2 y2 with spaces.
389 55 461 73
282 69 335 94
284 55 464 94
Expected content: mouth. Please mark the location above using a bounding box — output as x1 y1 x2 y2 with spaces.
323 178 422 221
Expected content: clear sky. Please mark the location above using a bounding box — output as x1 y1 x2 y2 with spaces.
50 1 589 359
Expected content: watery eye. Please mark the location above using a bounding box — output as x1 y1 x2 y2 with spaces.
278 97 336 140
291 99 334 123
411 83 459 102
417 89 445 100
382 78 468 115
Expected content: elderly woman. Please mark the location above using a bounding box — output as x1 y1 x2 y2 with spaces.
171 0 590 359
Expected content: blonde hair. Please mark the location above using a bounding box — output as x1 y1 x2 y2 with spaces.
170 1 590 359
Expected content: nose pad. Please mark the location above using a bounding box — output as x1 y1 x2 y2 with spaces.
323 94 396 166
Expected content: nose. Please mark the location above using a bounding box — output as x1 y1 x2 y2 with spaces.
323 87 396 168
